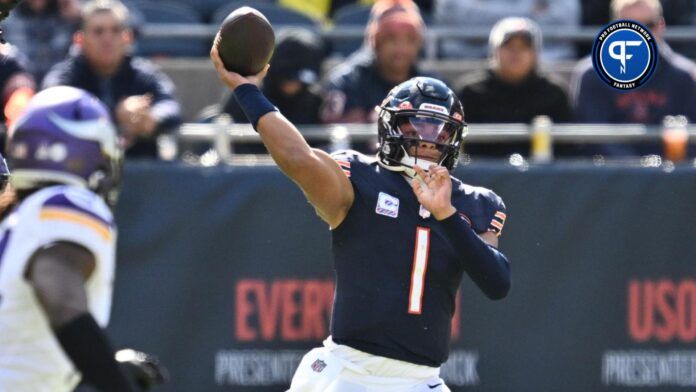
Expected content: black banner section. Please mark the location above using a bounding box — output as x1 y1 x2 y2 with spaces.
108 162 696 391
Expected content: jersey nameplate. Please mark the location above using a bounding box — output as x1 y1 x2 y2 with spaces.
376 192 400 218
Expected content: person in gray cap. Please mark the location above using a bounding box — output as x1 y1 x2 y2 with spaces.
221 28 326 125
454 17 571 157
456 17 571 125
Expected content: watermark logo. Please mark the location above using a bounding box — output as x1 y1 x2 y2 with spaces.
592 20 658 90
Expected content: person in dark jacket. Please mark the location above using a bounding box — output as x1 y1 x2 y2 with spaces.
0 45 35 127
0 45 36 154
455 17 571 158
570 0 696 156
2 0 81 82
456 17 571 125
42 0 182 159
571 0 696 125
221 28 325 125
321 0 433 124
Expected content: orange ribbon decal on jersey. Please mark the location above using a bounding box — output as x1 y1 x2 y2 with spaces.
39 207 112 241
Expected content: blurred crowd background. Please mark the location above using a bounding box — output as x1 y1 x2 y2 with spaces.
1 0 696 163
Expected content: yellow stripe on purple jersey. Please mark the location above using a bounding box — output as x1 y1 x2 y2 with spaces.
40 207 113 241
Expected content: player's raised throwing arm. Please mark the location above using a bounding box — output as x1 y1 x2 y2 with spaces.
211 47 354 228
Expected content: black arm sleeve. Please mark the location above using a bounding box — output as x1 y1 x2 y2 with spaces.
54 313 137 392
439 213 511 300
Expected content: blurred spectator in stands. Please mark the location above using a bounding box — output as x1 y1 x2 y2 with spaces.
456 17 571 124
571 0 696 126
434 0 580 61
455 17 569 157
220 28 325 125
2 0 80 82
43 0 182 159
581 0 695 28
321 0 432 123
0 45 35 128
578 0 695 57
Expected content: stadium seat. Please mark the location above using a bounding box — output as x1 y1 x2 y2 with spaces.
333 3 371 25
133 1 209 57
157 0 275 21
331 4 371 57
211 1 320 28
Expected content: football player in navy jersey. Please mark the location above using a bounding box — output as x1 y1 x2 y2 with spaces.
212 46 511 392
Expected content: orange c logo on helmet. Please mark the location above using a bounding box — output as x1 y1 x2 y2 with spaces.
452 112 463 121
398 102 413 110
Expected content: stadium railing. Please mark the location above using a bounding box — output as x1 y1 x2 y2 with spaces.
163 121 696 165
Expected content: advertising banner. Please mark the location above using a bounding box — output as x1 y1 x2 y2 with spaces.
109 162 696 391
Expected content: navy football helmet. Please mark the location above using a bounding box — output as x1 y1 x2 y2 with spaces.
5 86 122 205
376 77 466 176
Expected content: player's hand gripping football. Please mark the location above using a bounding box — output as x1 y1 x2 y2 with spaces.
411 164 457 221
116 348 168 390
210 39 269 90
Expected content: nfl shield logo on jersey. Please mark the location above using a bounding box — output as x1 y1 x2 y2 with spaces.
310 359 327 373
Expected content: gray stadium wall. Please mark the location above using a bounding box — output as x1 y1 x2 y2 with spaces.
108 161 696 391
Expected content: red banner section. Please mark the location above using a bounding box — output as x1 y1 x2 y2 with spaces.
628 279 696 343
234 278 462 343
235 279 334 342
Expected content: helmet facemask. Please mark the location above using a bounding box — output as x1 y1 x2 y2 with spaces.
88 145 122 207
377 107 466 177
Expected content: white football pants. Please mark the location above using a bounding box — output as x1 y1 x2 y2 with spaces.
287 337 450 392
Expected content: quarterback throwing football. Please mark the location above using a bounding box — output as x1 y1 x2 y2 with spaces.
212 47 511 392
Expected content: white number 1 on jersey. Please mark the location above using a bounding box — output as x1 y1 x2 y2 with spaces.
408 226 431 314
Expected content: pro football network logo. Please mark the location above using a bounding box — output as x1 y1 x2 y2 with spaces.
591 20 658 90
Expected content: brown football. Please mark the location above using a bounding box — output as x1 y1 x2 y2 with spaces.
214 7 275 76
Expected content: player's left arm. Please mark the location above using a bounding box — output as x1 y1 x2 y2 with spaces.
26 242 166 391
27 242 95 327
478 231 499 248
27 242 138 391
412 165 510 300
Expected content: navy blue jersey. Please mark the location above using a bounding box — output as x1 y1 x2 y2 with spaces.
330 150 507 367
